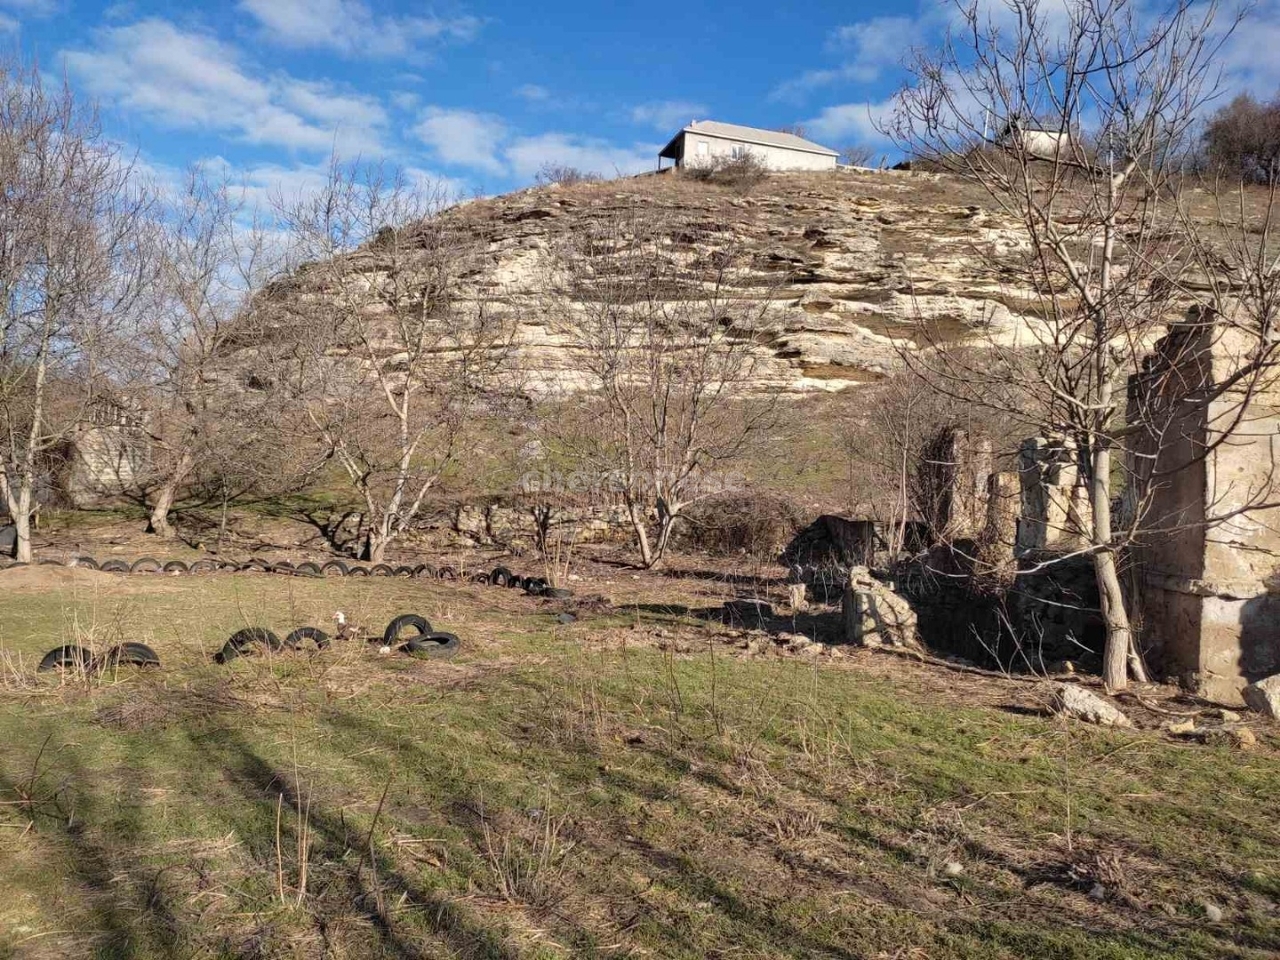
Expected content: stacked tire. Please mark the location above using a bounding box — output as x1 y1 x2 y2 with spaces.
383 614 460 659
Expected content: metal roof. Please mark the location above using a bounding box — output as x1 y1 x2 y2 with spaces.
659 120 839 159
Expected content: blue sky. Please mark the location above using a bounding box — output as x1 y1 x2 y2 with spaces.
2 0 1278 199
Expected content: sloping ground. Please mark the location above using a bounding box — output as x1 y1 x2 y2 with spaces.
263 168 1043 396
450 170 1045 393
0 565 1278 959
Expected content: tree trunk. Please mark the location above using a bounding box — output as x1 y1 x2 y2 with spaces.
217 484 230 549
1091 440 1132 691
365 517 392 563
148 448 194 538
627 501 655 568
147 478 180 538
13 485 33 563
652 501 679 567
1095 549 1131 691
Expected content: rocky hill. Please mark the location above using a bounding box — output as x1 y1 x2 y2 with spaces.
410 168 1036 394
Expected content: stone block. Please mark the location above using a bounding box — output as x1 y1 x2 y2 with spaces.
843 566 918 647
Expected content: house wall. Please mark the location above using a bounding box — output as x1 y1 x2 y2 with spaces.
64 424 149 508
677 133 836 172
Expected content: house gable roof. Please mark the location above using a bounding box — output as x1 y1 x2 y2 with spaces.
659 120 839 159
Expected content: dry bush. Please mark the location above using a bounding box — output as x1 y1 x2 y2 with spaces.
684 153 770 193
482 810 575 908
674 493 806 559
1202 93 1280 184
534 162 602 187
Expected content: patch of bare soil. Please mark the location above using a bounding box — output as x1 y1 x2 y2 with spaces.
0 564 183 595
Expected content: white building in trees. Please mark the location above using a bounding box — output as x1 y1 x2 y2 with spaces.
658 120 838 172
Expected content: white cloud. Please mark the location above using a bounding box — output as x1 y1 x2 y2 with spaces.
0 0 58 14
414 107 508 174
238 0 480 59
159 157 469 232
804 101 894 147
391 91 420 112
413 106 659 181
772 15 925 102
828 16 921 81
62 19 386 155
216 158 342 212
280 80 387 131
630 100 707 132
504 133 658 180
0 0 56 27
1217 0 1280 97
514 84 550 102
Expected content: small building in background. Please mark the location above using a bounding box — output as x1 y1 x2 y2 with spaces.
658 120 839 172
63 396 149 508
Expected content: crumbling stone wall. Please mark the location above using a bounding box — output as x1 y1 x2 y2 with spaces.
917 428 994 541
1129 310 1280 701
842 566 919 647
1016 436 1091 553
873 426 1103 670
898 548 1104 669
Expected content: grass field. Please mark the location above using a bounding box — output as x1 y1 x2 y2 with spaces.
1 565 1278 959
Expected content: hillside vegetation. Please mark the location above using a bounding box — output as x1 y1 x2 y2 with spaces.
1 565 1278 959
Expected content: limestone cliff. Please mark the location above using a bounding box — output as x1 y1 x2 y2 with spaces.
445 169 1037 394
265 168 1042 395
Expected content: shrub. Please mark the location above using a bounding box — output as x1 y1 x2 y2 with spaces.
535 163 602 187
675 493 806 558
839 144 877 167
684 152 770 193
1202 94 1280 185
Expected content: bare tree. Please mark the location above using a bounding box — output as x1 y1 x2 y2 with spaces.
887 0 1280 690
127 167 280 538
839 144 878 168
0 62 148 561
1202 93 1280 185
534 163 601 187
271 160 514 562
542 205 783 568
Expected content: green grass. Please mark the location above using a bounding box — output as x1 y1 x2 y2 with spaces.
0 568 1278 958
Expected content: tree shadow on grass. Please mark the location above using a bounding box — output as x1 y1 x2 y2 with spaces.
4 657 1277 960
322 708 866 959
660 566 792 590
179 722 539 960
0 728 198 959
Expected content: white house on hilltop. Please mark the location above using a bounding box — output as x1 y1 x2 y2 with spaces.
658 120 839 172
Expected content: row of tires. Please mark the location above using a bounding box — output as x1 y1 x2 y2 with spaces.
38 641 160 673
7 557 572 597
37 613 458 675
213 613 459 663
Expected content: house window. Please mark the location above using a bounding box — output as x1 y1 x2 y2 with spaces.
696 140 709 156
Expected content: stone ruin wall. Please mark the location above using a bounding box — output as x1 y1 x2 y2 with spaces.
839 426 1105 668
62 400 149 509
1129 311 1280 702
865 307 1280 702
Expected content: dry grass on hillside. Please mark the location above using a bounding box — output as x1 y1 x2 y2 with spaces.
0 563 1277 959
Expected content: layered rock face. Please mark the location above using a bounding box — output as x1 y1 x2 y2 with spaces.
363 168 1043 395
